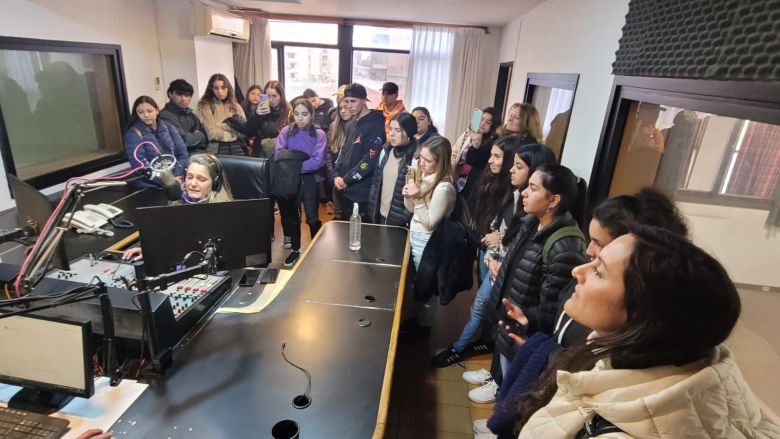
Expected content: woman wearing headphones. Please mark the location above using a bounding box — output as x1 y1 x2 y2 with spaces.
122 154 233 261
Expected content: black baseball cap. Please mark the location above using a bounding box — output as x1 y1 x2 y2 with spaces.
380 82 399 95
344 83 368 100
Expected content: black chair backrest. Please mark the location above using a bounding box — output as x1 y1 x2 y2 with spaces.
216 155 271 200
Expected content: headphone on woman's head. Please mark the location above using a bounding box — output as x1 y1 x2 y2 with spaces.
205 153 224 192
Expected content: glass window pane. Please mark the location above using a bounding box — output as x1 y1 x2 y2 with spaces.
352 50 409 103
0 50 123 181
269 20 337 45
353 25 412 50
608 100 780 201
283 46 339 100
530 86 575 159
270 48 279 81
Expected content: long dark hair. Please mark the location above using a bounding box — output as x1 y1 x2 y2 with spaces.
481 106 502 133
516 226 741 429
503 144 557 245
534 163 587 229
592 188 689 238
473 135 527 234
241 84 262 115
198 73 241 113
411 106 438 133
127 95 159 130
264 80 292 132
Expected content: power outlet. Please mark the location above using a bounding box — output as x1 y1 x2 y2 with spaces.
154 76 161 91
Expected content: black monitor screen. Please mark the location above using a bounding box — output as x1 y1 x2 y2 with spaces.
136 199 273 276
8 174 69 270
0 314 93 399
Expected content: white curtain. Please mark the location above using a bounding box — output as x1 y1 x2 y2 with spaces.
406 27 454 136
233 17 272 99
445 28 485 142
407 26 485 142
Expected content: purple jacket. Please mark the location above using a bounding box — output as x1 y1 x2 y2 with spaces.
275 125 327 182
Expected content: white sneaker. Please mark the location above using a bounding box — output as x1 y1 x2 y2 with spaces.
475 433 497 439
469 379 498 404
473 419 491 434
463 368 492 384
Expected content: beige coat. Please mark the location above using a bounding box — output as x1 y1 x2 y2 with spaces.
404 173 456 234
197 98 246 153
519 345 780 438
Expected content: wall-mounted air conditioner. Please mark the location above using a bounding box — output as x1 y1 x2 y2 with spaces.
196 7 250 42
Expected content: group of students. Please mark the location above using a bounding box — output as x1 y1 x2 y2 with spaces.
121 76 780 437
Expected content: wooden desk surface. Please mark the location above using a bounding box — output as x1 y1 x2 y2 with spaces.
109 221 410 438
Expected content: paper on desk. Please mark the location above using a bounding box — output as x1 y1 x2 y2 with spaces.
216 268 292 314
0 377 148 438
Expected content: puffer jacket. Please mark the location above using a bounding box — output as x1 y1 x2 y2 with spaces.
123 119 189 186
519 345 780 438
367 140 417 227
491 212 587 360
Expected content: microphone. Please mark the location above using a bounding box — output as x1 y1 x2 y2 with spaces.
158 169 183 202
281 340 312 409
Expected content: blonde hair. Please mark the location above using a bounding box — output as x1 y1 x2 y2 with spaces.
499 103 543 142
329 97 351 153
186 154 233 203
418 136 453 202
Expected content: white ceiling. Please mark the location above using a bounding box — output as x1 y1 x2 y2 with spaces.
211 0 546 27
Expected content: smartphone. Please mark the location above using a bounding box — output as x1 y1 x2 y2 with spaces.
470 108 483 131
257 94 270 114
504 318 527 338
406 166 418 185
239 269 261 287
260 268 279 284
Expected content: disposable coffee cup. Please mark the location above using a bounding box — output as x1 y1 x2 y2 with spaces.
271 419 299 439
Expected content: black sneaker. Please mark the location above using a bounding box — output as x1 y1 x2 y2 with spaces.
283 251 300 268
431 347 464 368
464 340 494 357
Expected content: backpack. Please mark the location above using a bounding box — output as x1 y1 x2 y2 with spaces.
542 225 585 265
271 149 310 200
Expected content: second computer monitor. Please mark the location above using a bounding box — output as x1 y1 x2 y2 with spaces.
135 198 273 276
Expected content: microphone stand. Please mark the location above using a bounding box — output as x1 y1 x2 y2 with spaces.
132 241 219 373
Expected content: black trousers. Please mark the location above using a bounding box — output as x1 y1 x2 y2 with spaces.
278 174 321 250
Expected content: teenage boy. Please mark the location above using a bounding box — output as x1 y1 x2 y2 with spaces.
159 79 207 153
302 88 334 133
376 82 405 138
333 83 386 220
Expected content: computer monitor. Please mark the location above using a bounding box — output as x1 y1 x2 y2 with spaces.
135 198 273 276
8 174 69 270
0 314 94 414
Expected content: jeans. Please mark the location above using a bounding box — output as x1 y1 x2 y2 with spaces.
278 174 321 251
452 274 495 352
411 230 437 327
477 248 488 283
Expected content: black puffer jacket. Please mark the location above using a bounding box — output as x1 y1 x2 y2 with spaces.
312 98 334 132
367 140 417 227
491 212 587 360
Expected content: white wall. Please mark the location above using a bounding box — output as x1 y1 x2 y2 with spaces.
194 35 235 96
475 27 503 109
498 0 629 180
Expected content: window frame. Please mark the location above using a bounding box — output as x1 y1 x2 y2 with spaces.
523 72 580 162
589 75 780 211
0 36 130 190
270 22 410 94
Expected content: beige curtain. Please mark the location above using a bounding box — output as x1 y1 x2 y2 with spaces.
444 28 485 142
233 17 272 99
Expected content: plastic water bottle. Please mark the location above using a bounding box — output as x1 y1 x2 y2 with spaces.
349 202 361 251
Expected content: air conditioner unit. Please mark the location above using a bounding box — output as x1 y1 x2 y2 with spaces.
197 7 250 42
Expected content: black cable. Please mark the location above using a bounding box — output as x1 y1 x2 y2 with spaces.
281 341 311 407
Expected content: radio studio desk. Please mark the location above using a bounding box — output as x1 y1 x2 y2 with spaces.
0 186 410 438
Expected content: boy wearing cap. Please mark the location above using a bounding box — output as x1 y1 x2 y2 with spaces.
333 83 387 220
376 82 405 138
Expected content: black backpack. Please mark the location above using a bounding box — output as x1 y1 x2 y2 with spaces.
271 149 310 199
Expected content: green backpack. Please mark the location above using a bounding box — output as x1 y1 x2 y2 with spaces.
542 225 586 265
